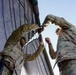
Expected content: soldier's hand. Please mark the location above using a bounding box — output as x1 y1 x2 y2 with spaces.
45 37 51 45
38 34 44 45
39 42 44 46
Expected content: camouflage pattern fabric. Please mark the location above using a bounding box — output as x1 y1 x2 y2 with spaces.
0 24 44 75
61 60 76 75
43 14 76 75
1 66 12 75
43 14 76 62
0 41 44 75
4 24 39 48
56 20 76 63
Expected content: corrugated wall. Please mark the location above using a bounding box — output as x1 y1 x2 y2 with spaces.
0 0 36 50
0 0 54 75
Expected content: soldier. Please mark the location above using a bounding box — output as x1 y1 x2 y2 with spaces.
43 14 76 75
0 24 44 75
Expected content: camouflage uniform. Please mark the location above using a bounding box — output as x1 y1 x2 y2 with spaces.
43 14 76 75
0 42 44 75
0 24 44 75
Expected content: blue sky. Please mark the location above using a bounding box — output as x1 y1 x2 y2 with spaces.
38 0 76 75
38 0 76 25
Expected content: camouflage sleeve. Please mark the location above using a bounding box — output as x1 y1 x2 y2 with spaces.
48 44 56 59
4 24 39 48
24 44 44 62
0 52 3 60
43 14 72 29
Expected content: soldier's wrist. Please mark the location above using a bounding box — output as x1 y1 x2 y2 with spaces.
48 43 52 45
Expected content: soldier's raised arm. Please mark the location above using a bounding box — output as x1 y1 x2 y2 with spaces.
45 37 56 59
43 14 72 29
4 24 39 48
24 42 44 61
24 34 44 61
